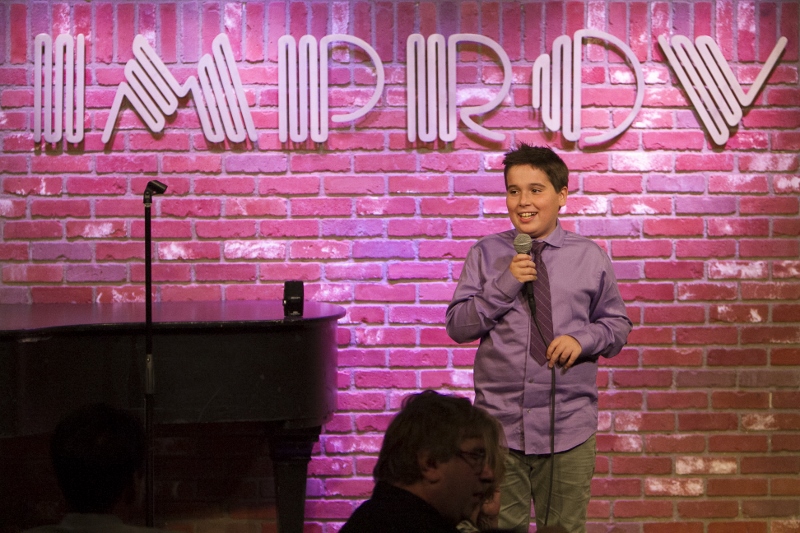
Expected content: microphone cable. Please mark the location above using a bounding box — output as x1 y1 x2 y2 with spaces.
529 293 556 527
514 233 556 527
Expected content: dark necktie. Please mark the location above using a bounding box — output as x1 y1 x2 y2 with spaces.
530 241 555 366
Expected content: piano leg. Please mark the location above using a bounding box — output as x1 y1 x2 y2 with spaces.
268 426 320 533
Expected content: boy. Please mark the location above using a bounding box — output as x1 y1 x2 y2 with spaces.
446 144 632 533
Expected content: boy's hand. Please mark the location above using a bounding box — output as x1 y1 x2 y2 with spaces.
509 254 537 284
547 335 582 369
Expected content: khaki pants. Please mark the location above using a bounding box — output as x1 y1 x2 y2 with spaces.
498 434 596 533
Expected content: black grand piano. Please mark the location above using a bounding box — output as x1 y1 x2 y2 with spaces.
0 300 345 532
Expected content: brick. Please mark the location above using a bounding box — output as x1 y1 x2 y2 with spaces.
2 265 63 283
3 177 62 196
351 240 415 260
224 285 280 301
291 241 351 260
770 346 800 367
30 199 91 218
707 348 767 367
591 478 642 498
611 456 672 475
742 282 800 300
577 218 640 237
774 391 800 409
708 434 769 453
95 155 157 174
354 154 415 172
740 197 798 215
709 174 769 193
710 304 768 323
160 285 222 302
708 261 769 280
0 198 26 218
645 435 706 454
626 327 673 345
644 523 704 533
258 176 320 195
260 263 320 282
158 199 221 218
645 478 704 497
647 174 706 193
598 391 643 411
354 370 416 389
745 369 800 390
257 220 319 239
740 239 799 258
743 499 800 518
161 155 223 173
677 282 738 301
130 220 192 239
614 413 675 432
676 370 737 389
772 478 800 496
451 220 514 237
642 348 703 367
618 282 674 302
742 413 800 431
324 176 385 195
419 369 474 389
322 218 384 238
130 264 191 283
612 370 673 389
773 434 800 453
643 218 703 237
647 391 708 410
741 327 800 344
195 221 256 238
611 197 672 216
31 287 93 304
677 501 739 519
4 221 64 240
195 264 256 282
707 478 768 497
678 413 738 431
612 499 673 518
419 198 480 217
158 242 220 261
644 305 704 324
676 239 736 258
742 456 800 475
65 177 128 195
356 197 416 216
644 261 703 280
291 198 352 217
583 175 644 194
708 218 769 237
675 326 738 344
387 304 445 324
65 265 127 283
711 392 769 410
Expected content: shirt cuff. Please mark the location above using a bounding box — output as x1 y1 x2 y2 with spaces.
495 267 523 299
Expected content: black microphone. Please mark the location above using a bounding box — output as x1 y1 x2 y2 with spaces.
513 233 536 317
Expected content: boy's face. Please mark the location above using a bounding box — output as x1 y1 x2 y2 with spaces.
506 164 567 239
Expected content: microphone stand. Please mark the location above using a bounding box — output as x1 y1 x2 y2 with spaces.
143 180 167 527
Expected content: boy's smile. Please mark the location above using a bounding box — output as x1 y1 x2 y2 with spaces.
506 164 567 239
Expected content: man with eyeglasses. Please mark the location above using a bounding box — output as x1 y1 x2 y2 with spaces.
340 390 506 533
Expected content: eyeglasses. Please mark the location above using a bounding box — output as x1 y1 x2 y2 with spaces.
456 449 488 474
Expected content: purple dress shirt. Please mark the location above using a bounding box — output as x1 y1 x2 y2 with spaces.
446 224 632 454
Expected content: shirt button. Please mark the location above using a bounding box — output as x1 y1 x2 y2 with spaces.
528 379 533 383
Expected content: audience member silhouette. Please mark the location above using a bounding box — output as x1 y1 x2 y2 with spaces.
341 390 506 533
23 403 171 533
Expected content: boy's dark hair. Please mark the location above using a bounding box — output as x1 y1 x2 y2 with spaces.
51 403 146 513
373 390 504 486
502 143 569 192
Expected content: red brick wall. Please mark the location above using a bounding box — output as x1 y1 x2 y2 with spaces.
1 1 799 532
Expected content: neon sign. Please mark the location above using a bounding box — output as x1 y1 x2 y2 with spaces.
31 31 786 149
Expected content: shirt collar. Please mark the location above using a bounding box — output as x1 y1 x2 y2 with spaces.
514 221 565 249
